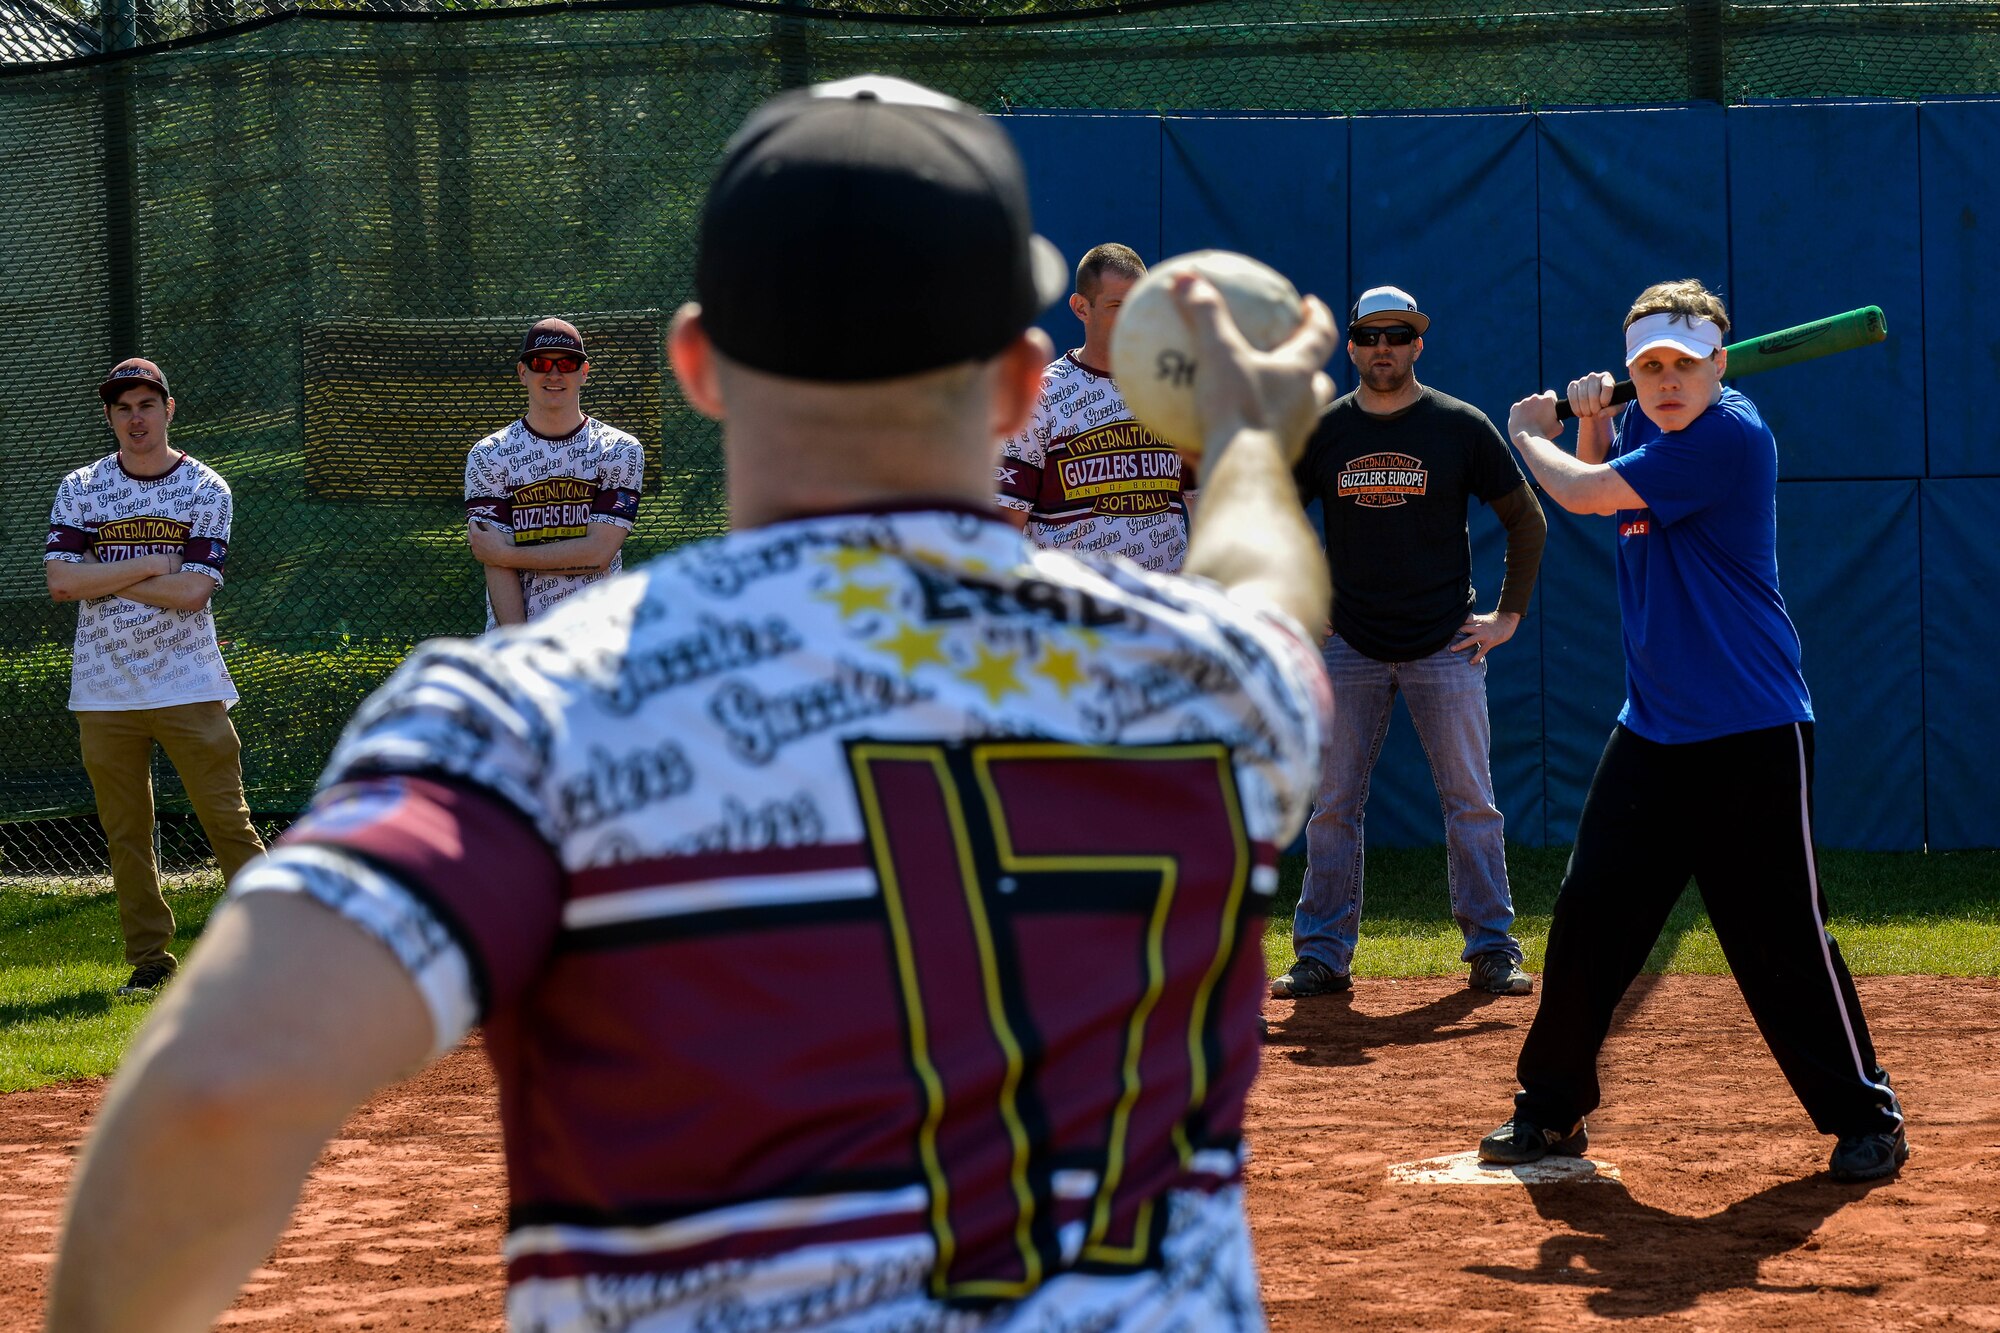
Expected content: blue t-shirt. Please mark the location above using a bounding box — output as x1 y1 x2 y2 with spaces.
1604 387 1812 743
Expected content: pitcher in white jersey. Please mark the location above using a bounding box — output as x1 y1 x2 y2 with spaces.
44 358 266 999
465 317 647 627
52 78 1344 1333
997 243 1198 571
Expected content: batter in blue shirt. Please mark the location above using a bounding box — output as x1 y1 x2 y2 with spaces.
1482 278 1907 1183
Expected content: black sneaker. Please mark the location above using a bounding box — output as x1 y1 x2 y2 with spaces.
117 959 176 998
1478 1115 1588 1165
1830 1126 1909 1182
1270 956 1351 998
1468 952 1534 996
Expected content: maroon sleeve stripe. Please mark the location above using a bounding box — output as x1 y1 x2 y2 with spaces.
568 841 871 900
45 523 92 556
182 536 227 571
996 459 1043 504
279 775 563 1016
592 487 640 521
465 495 513 525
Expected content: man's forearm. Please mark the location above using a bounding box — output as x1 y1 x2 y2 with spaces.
1573 411 1616 465
1491 484 1547 617
116 571 218 613
485 565 528 626
483 525 626 573
47 1046 348 1332
1182 430 1329 633
46 557 163 602
1512 431 1626 517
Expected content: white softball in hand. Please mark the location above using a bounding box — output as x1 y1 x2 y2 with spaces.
1109 250 1305 456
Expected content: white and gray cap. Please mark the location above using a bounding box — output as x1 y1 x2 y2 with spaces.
1348 285 1429 335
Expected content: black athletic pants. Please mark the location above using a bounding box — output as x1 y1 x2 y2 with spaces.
1515 721 1903 1138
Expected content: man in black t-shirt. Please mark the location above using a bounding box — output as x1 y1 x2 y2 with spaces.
1271 286 1549 1000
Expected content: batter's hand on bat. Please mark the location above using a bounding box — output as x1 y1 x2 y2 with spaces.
1567 372 1617 419
1507 391 1563 444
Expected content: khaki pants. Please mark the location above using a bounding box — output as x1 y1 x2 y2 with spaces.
75 702 266 968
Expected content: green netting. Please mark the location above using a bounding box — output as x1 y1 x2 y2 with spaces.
3 0 1998 879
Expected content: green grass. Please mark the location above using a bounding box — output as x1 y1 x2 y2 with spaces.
1263 846 2000 979
0 873 226 1093
0 848 1992 1093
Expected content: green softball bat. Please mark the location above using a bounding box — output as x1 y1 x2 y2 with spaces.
1552 306 1888 420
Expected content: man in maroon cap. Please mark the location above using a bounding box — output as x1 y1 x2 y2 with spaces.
463 317 646 627
44 358 265 997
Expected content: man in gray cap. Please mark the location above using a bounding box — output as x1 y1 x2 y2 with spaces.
52 76 1341 1331
1272 285 1549 1002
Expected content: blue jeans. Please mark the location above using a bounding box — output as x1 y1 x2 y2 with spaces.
1293 632 1520 973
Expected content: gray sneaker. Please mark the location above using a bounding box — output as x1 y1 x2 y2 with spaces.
1469 952 1533 995
1270 956 1352 998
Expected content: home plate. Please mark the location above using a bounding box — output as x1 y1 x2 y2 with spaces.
1387 1150 1621 1186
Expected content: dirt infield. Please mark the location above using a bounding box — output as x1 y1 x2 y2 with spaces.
3 975 1995 1330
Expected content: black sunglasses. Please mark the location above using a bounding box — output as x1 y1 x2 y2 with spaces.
1351 325 1418 347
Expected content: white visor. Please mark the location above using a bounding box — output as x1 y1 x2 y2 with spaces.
1625 312 1722 365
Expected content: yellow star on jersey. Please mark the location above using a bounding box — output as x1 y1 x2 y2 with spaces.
820 545 881 574
875 621 951 674
1070 624 1106 651
819 580 893 619
1034 643 1089 698
959 643 1026 706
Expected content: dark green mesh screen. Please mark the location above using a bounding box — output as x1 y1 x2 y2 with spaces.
3 0 1997 877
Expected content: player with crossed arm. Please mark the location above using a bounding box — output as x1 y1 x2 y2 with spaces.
1478 279 1908 1182
44 358 266 998
465 317 645 627
996 243 1198 571
49 76 1341 1332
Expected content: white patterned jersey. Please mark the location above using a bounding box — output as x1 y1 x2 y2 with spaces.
996 352 1195 572
45 452 237 711
235 507 1329 1333
463 416 645 627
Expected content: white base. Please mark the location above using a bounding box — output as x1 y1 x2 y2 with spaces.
1387 1149 1621 1186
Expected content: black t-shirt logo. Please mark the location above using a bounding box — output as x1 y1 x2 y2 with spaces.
1337 452 1428 508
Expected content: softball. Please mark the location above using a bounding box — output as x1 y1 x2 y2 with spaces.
1109 250 1305 456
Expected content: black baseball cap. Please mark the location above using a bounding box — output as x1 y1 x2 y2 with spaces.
518 318 586 363
98 357 171 404
694 75 1067 382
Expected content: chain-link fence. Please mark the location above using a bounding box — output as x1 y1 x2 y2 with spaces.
4 0 1998 882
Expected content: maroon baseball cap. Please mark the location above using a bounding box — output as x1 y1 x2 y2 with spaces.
518 318 586 364
98 357 171 404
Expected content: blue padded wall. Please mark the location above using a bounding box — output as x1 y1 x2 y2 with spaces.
1777 482 1925 850
1349 112 1546 848
1160 115 1349 367
1921 481 2000 849
1727 103 1925 481
999 113 1162 356
1918 101 2000 479
1536 106 1729 415
1350 112 1540 432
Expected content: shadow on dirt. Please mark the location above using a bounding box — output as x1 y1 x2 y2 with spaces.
1268 985 1520 1068
1467 1171 1888 1316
